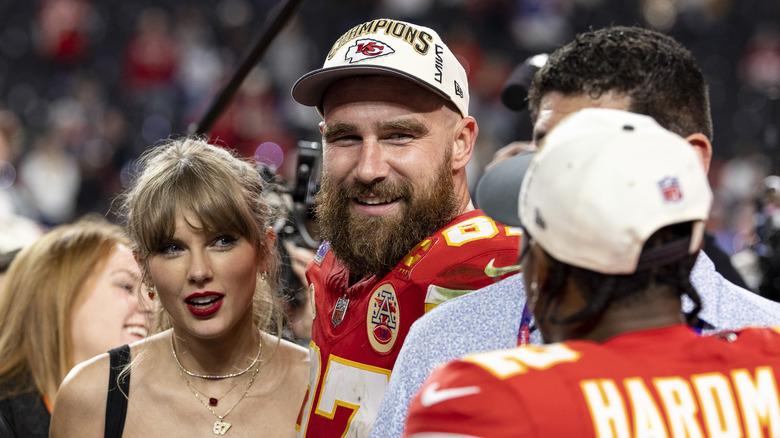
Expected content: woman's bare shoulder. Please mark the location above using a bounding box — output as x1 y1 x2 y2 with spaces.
50 353 112 437
260 333 309 381
51 334 168 437
265 333 309 362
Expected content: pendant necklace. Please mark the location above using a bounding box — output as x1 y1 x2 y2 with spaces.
183 376 242 407
178 357 262 435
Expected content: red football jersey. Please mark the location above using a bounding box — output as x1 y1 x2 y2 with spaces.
296 210 521 437
404 325 780 438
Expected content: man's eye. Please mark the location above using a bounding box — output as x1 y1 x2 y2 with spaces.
388 133 413 140
328 135 360 145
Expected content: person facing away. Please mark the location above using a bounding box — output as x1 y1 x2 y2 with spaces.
50 137 309 437
290 18 521 437
372 25 780 438
403 108 780 437
0 214 152 438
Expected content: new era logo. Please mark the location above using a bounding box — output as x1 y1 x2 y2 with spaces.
345 38 395 63
454 80 463 98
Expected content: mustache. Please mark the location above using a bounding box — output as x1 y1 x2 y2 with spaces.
334 180 412 201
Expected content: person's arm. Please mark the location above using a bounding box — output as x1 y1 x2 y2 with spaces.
284 242 315 341
50 354 110 437
689 251 780 332
370 316 444 438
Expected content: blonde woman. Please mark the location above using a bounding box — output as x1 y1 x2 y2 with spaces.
0 215 152 438
51 137 309 437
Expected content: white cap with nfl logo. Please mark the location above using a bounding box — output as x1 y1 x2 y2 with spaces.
291 18 470 118
517 108 713 275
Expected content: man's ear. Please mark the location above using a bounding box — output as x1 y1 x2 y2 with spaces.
684 133 712 175
451 116 478 170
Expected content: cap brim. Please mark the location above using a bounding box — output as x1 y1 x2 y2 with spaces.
475 150 535 227
292 65 452 111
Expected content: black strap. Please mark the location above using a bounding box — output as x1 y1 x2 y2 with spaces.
104 345 131 438
0 408 16 438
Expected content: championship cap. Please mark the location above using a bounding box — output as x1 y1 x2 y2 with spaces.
291 18 470 118
485 108 712 275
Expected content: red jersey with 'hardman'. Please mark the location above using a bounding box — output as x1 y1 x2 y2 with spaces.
404 325 780 438
296 210 521 437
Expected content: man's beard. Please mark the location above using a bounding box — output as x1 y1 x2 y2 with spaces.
315 157 460 279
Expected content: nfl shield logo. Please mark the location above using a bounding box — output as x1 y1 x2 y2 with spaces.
658 177 683 202
332 295 349 327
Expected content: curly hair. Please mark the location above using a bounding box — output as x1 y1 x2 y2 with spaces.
528 26 713 141
536 222 703 329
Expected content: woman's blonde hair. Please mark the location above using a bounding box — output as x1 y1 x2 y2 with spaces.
0 215 130 400
116 136 283 334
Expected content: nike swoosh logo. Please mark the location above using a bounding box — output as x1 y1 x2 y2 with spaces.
484 258 522 277
420 382 481 407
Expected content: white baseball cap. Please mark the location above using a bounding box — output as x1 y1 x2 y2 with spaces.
291 18 470 118
516 108 713 275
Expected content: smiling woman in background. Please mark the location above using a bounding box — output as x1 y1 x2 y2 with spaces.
0 215 152 438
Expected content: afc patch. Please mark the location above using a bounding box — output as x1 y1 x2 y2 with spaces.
314 241 329 265
366 283 400 355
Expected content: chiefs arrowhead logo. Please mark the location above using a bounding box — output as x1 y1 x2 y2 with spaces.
345 38 395 63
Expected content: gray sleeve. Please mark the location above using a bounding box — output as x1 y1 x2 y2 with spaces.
690 251 780 332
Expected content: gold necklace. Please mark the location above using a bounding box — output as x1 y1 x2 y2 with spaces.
179 360 261 435
171 331 263 379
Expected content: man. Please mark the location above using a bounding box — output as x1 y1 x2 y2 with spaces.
372 25 780 438
495 50 750 289
290 18 521 437
403 108 780 437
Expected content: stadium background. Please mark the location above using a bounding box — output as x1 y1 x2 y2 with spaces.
1 0 778 290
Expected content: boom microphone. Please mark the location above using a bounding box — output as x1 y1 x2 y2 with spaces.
189 0 305 135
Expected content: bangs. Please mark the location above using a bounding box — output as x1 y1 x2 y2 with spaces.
136 157 259 255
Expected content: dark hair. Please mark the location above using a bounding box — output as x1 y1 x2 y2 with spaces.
537 221 703 328
528 26 713 141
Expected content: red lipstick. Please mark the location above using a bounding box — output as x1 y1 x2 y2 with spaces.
185 292 224 317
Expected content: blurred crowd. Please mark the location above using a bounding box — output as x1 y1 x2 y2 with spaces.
0 0 779 293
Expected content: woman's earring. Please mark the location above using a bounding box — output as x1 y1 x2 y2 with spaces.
260 272 268 282
148 285 156 300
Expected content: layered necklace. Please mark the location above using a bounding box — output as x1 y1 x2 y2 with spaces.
172 331 263 435
171 332 262 380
